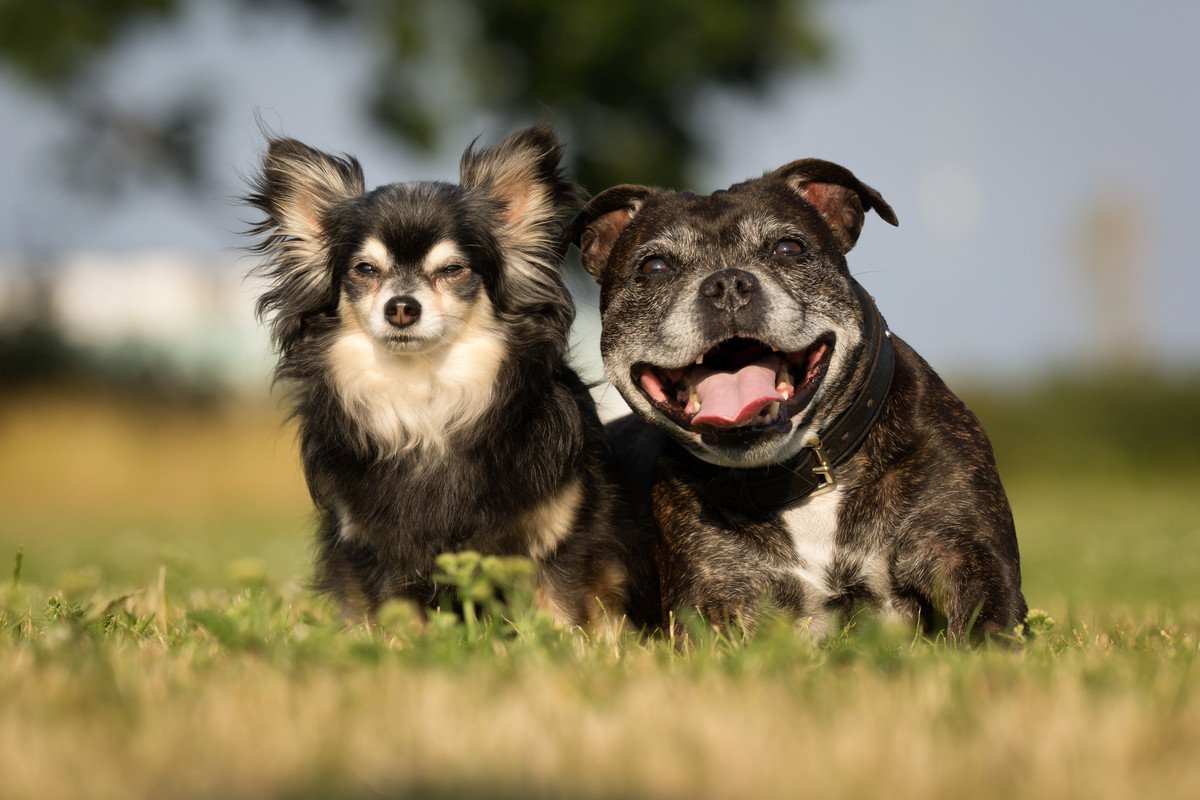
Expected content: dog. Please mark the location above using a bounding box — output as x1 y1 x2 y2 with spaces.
245 124 657 627
569 158 1027 640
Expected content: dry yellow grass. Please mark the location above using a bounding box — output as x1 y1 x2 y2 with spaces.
1 386 1198 799
0 392 306 514
0 595 1197 800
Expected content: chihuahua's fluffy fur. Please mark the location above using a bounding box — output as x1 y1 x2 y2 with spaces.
245 125 656 626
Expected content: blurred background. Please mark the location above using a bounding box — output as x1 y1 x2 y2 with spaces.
0 0 1196 617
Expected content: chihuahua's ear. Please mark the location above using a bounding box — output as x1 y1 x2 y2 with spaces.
772 159 898 253
460 123 581 255
568 185 654 281
253 137 365 245
460 125 583 328
245 138 364 354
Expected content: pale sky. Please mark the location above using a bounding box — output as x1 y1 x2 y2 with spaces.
1 0 1196 382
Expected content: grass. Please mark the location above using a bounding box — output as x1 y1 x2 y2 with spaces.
1 374 1198 799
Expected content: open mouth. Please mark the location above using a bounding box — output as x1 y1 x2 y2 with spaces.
631 335 834 436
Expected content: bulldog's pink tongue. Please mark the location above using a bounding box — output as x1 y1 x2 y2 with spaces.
691 355 784 427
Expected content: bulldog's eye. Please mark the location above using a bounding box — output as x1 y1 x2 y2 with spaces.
438 264 467 278
353 262 378 276
639 256 671 275
773 239 805 256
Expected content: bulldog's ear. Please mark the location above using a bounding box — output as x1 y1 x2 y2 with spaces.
568 185 654 280
773 159 898 253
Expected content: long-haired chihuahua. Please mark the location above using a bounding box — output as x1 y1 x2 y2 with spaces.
245 124 657 627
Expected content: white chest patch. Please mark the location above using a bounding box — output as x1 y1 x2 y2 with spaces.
326 297 507 457
781 487 844 599
780 487 900 634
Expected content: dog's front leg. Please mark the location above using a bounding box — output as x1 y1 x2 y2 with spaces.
892 531 1027 643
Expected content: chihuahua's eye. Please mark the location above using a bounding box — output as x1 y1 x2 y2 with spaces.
353 262 378 276
773 239 805 256
439 264 467 278
639 257 671 275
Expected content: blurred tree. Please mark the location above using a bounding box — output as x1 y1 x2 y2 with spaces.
367 0 829 189
0 0 828 190
0 0 206 190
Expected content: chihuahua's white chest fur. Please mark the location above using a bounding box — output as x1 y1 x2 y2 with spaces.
326 297 507 456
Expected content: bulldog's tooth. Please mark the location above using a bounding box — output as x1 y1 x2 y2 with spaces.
695 354 704 365
768 401 780 417
685 377 700 414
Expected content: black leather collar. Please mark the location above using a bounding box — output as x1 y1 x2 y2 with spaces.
667 280 895 517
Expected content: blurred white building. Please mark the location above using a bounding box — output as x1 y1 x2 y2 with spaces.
0 253 273 392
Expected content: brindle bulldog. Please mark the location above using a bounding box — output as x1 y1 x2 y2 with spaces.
569 159 1027 640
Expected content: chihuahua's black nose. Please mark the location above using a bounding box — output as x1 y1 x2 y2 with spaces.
384 295 421 328
699 269 759 312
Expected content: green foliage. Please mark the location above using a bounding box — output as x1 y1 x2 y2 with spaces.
963 371 1200 477
432 551 539 631
1023 607 1056 637
0 0 829 191
4 549 1197 668
0 0 178 88
369 0 828 188
0 0 209 189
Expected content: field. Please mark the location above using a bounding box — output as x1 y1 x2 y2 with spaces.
1 375 1198 799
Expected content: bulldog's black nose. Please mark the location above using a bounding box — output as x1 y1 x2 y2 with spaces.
699 269 759 312
384 295 421 328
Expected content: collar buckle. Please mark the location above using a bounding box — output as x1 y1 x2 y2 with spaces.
802 436 837 496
